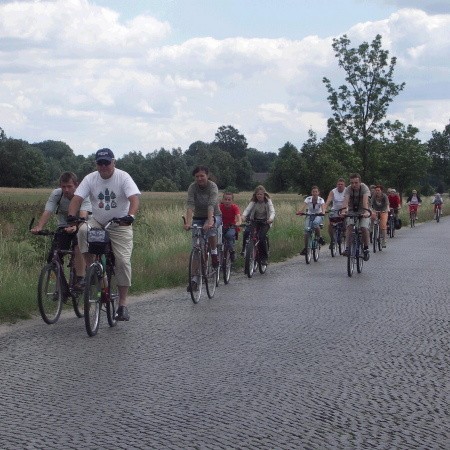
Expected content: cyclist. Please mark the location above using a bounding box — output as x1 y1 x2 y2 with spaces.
219 192 241 262
241 185 275 266
432 192 443 216
298 185 326 255
406 189 421 220
324 178 346 249
31 172 91 290
183 165 222 292
67 148 140 322
387 188 401 220
371 185 389 248
341 173 371 261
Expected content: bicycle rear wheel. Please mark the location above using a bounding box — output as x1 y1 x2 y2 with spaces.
188 248 203 304
68 266 84 318
245 241 255 278
84 264 102 337
37 263 62 324
106 267 119 327
205 251 217 299
222 247 231 284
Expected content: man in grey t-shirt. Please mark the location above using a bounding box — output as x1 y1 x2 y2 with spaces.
31 172 91 287
341 173 371 261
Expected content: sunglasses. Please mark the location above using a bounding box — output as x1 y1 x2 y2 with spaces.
96 160 112 166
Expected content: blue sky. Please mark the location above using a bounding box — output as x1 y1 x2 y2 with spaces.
0 0 448 157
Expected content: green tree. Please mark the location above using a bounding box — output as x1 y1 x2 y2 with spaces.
213 125 248 159
323 34 405 179
267 142 303 192
246 148 277 172
152 177 178 192
427 121 450 191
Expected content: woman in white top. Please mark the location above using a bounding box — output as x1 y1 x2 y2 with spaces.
241 185 275 265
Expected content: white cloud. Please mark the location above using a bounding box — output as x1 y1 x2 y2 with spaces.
0 1 448 156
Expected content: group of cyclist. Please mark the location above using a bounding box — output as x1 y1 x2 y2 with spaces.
32 152 444 321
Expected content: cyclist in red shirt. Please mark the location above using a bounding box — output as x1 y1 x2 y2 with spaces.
387 188 401 219
219 192 241 261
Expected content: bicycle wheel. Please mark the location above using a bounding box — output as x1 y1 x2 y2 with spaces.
330 228 337 257
69 266 84 318
188 248 203 304
245 241 255 278
305 234 312 264
436 209 440 223
205 251 217 299
106 266 119 327
377 232 382 252
347 240 356 277
372 225 378 253
357 241 364 273
410 213 415 227
313 238 320 262
37 263 62 324
215 247 222 287
222 247 231 284
84 264 102 336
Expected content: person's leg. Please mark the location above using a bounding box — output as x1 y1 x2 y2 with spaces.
380 212 388 245
258 224 270 261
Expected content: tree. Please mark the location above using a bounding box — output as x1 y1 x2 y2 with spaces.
378 121 430 198
427 121 450 191
323 34 405 179
267 142 303 192
152 177 178 192
213 125 248 159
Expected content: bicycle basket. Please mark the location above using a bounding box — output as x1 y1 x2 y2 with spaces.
87 228 110 254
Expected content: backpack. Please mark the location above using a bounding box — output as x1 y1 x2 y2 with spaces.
395 218 402 230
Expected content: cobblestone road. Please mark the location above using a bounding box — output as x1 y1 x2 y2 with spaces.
1 219 449 449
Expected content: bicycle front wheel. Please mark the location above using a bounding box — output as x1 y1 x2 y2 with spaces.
106 267 119 327
245 241 255 278
313 239 320 262
347 240 356 277
84 264 102 337
188 248 203 304
222 248 231 284
357 242 364 273
330 229 337 257
37 263 62 324
205 251 217 299
372 225 378 253
69 266 84 318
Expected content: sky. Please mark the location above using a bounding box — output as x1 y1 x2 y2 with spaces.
0 0 449 158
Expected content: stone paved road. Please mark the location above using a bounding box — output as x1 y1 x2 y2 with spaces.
1 219 450 449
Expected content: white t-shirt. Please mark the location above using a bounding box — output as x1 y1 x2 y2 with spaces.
75 169 140 226
331 188 346 211
304 196 325 214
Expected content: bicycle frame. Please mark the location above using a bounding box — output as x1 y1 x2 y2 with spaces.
298 212 323 264
244 220 268 277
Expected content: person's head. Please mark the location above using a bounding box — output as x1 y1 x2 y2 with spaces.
412 189 417 194
375 185 383 196
336 178 346 192
192 165 209 187
350 173 362 190
222 192 234 206
95 148 115 179
252 185 270 203
59 172 78 199
311 185 320 197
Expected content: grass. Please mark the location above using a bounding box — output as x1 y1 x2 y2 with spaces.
0 187 445 324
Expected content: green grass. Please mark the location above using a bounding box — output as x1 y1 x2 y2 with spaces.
0 188 445 324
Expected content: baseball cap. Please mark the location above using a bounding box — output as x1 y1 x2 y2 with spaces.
95 148 114 162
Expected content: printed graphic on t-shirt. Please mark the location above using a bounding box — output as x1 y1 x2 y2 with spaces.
97 188 117 210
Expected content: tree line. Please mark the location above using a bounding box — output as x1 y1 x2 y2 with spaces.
1 34 449 196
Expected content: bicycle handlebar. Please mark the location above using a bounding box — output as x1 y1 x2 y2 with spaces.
338 207 372 218
296 212 325 216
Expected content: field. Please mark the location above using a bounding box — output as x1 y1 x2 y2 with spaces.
0 188 442 324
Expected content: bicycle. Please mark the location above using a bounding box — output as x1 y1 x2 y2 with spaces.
83 218 121 336
434 204 442 223
328 214 345 257
184 217 217 303
409 205 418 227
371 212 383 253
31 218 84 324
243 220 269 278
297 212 324 264
387 209 395 238
219 225 237 285
340 208 371 277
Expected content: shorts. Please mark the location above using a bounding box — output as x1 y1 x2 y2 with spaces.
192 215 222 246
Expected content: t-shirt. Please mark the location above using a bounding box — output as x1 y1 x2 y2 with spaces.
388 194 401 209
186 180 221 218
304 196 325 214
371 193 389 212
75 169 140 226
432 195 443 204
330 188 346 211
344 183 370 212
45 188 92 227
219 203 240 227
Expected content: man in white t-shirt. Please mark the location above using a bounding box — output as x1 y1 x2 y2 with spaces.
68 148 140 321
324 177 346 248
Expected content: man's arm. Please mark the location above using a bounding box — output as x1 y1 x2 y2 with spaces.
324 191 334 211
31 210 52 233
68 195 84 218
127 194 139 216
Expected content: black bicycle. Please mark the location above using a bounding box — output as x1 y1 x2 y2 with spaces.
31 219 84 324
83 218 120 336
243 220 269 278
340 208 371 277
297 212 324 264
329 214 345 257
387 209 395 238
218 225 237 285
371 212 382 253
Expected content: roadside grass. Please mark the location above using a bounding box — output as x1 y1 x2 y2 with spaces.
0 187 445 324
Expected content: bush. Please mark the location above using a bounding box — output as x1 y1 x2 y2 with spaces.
152 177 178 192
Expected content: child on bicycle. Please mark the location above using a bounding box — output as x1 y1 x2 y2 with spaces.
432 192 443 215
406 189 421 219
297 186 326 255
219 192 241 262
241 185 275 266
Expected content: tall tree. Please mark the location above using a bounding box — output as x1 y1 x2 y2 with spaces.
427 121 450 191
323 34 405 179
267 142 303 192
213 125 248 159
